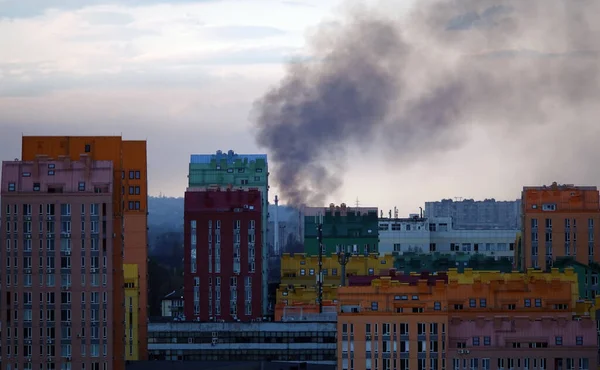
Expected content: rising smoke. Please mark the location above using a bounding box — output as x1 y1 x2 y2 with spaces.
253 0 600 206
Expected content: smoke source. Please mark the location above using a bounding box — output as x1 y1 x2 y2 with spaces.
253 0 600 206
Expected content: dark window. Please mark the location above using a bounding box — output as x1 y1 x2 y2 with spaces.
256 168 263 173
480 298 487 308
135 171 140 179
472 337 480 346
555 336 562 345
576 336 583 345
469 298 476 308
484 336 491 345
134 201 140 210
8 183 16 192
78 182 85 191
128 202 134 210
48 170 55 176
135 186 140 195
22 172 31 177
433 301 441 310
535 298 542 307
48 164 55 169
525 299 531 307
129 186 134 195
121 171 125 179
84 144 91 153
33 183 41 192
129 171 134 179
237 168 244 173
241 179 249 185
227 168 233 173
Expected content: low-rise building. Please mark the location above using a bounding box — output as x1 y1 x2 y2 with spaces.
161 288 184 318
148 321 337 364
379 216 519 261
336 268 596 370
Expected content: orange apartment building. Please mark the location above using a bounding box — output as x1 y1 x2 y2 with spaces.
521 183 600 269
21 136 148 369
338 277 449 370
337 269 597 370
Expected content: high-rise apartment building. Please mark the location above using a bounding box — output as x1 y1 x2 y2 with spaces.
304 204 379 256
188 150 268 315
183 188 263 321
425 198 521 229
1 157 115 370
20 136 149 367
520 183 600 270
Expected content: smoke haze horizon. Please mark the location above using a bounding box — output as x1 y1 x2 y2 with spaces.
252 0 600 206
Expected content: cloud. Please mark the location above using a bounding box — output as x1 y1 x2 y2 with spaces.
0 0 221 18
204 25 286 40
80 11 134 25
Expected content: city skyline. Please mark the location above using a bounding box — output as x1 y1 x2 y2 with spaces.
2 0 600 216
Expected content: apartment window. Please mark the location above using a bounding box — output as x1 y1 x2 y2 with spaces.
22 172 31 177
589 218 594 228
8 182 15 191
545 219 552 228
576 336 583 345
135 201 140 210
472 337 480 346
135 171 140 179
85 144 91 152
525 299 531 307
78 182 85 191
469 298 476 308
135 186 140 195
535 298 542 307
128 201 134 210
555 336 563 345
33 183 41 191
480 298 487 307
128 171 134 179
483 336 491 345
129 186 134 195
434 301 441 310
371 302 378 311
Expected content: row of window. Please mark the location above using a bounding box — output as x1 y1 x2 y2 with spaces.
5 291 109 305
5 203 101 216
343 323 445 336
531 217 595 229
6 237 107 253
4 363 108 370
190 219 256 230
5 255 107 269
2 272 108 288
213 166 264 174
5 307 109 323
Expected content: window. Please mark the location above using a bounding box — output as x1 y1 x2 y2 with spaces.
555 336 563 345
129 186 134 195
480 298 487 308
78 182 85 191
129 171 134 179
433 301 441 310
8 182 16 191
469 298 476 308
483 336 491 345
33 183 40 191
256 168 263 172
535 298 542 307
525 299 531 307
472 337 480 346
48 170 55 175
85 144 91 152
576 336 583 345
135 171 140 179
135 201 140 210
128 201 134 210
135 186 140 195
22 172 31 177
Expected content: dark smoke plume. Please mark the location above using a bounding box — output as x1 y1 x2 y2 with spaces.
253 0 600 206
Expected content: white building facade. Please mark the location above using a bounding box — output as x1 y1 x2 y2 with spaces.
379 216 518 260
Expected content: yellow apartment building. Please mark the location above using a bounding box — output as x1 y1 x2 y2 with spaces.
124 264 140 361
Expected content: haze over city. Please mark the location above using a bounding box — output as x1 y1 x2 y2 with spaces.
2 0 600 215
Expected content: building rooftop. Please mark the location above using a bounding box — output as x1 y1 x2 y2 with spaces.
190 150 267 164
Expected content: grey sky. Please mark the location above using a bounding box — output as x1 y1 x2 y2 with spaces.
1 0 598 215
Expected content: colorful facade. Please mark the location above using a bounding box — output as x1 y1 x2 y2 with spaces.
188 150 268 315
337 268 597 370
521 183 600 270
304 204 379 256
0 157 116 370
21 135 149 366
124 264 140 361
183 188 263 321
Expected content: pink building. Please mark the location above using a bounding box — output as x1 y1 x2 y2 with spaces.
1 156 115 370
448 316 598 370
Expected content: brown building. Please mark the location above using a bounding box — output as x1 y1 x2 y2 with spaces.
183 188 263 321
520 183 600 270
1 157 115 370
20 136 149 368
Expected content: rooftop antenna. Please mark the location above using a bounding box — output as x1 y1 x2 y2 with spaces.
355 197 360 208
394 207 398 219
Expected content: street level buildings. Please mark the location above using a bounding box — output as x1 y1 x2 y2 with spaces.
183 188 263 321
188 151 268 315
1 157 116 370
337 268 596 370
20 135 149 366
520 183 600 270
